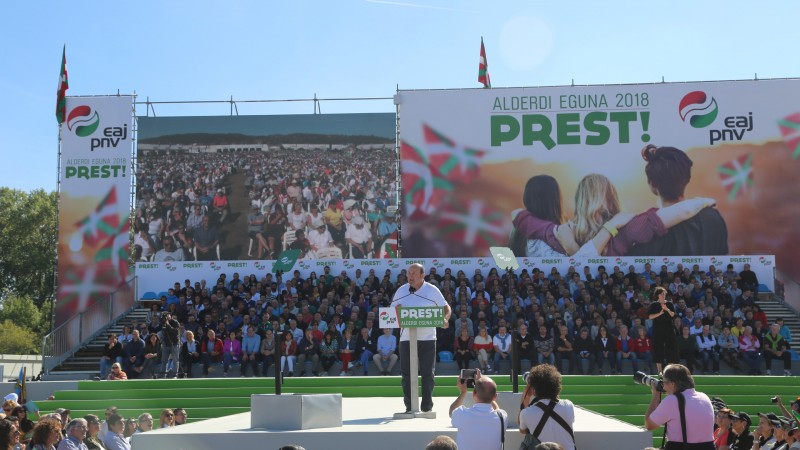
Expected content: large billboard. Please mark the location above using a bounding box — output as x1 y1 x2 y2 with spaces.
136 113 397 263
398 80 800 279
57 96 133 327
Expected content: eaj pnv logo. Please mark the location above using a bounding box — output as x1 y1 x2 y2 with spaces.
679 91 718 129
679 90 754 145
67 105 100 137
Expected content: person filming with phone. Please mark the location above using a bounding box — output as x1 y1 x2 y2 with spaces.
449 368 508 450
644 363 715 450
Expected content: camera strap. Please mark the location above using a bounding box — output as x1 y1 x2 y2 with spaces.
497 410 505 450
533 400 576 447
677 392 688 450
662 392 688 450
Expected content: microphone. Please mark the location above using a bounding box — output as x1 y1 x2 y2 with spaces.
390 283 439 306
390 284 419 305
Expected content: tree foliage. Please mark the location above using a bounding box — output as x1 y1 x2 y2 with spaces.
0 188 57 307
0 320 39 354
0 295 46 333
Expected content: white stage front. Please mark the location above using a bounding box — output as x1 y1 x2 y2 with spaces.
131 396 652 450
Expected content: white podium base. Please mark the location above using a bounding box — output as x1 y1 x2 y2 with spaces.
250 393 342 430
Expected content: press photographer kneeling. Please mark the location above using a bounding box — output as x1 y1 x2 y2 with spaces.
643 364 715 450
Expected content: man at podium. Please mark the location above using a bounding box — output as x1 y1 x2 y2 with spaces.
393 263 452 413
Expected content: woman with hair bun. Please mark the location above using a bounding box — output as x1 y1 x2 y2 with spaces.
627 144 728 256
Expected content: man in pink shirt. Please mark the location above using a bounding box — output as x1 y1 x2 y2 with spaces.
645 364 715 450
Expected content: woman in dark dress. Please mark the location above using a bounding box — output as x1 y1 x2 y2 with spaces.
648 286 678 374
453 327 474 370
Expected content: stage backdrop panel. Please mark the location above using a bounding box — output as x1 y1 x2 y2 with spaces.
135 255 775 295
57 96 133 327
397 80 800 281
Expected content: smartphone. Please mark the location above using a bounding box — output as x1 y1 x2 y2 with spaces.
460 369 477 388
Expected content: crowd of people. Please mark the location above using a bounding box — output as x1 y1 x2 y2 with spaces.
112 258 787 379
0 394 188 450
133 146 398 262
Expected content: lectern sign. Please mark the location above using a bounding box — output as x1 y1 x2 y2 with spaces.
379 307 445 328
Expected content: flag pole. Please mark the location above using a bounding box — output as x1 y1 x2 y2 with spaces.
47 45 68 374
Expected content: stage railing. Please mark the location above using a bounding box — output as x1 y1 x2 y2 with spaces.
41 276 137 374
776 269 800 314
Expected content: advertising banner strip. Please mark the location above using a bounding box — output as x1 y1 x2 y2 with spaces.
57 96 133 328
135 255 776 297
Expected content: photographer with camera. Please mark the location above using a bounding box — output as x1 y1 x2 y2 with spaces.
644 364 715 450
449 368 508 450
519 364 576 450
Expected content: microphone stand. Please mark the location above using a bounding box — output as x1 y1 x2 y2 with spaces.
512 328 520 393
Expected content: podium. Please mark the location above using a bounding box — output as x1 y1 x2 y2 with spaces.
378 306 446 420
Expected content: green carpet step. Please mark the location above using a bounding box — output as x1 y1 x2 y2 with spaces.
559 385 642 395
689 375 798 386
39 396 253 410
698 386 797 396
54 387 280 400
71 374 646 392
63 406 249 422
74 376 403 391
55 385 409 400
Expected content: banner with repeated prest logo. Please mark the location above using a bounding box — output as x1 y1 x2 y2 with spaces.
57 96 133 328
397 80 800 281
135 255 775 297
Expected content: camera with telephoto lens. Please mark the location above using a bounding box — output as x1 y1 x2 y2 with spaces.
460 369 477 389
633 371 665 393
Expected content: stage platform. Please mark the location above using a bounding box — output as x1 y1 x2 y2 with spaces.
131 395 652 450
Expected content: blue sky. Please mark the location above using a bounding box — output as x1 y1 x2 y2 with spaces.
2 0 799 192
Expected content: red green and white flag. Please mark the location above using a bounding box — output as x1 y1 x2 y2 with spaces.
74 186 120 246
378 230 399 258
478 37 491 88
717 154 753 201
777 113 800 159
59 266 119 313
95 218 131 283
401 141 453 219
436 200 509 249
422 124 486 182
56 45 69 125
